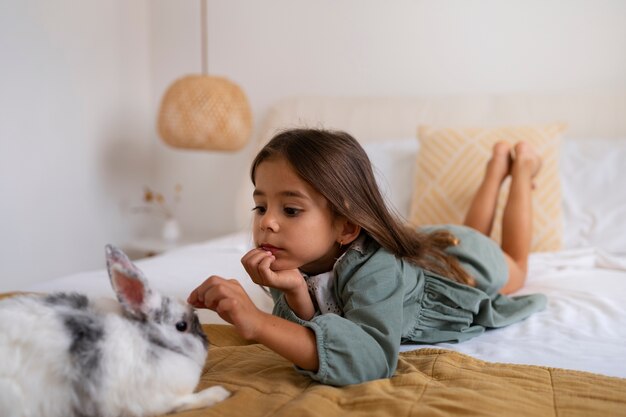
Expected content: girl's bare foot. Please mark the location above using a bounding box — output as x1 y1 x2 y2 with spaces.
486 141 513 183
512 141 542 188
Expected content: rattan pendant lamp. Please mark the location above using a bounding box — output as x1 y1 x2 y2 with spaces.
157 0 252 151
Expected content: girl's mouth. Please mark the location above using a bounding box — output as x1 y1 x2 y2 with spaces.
260 244 281 255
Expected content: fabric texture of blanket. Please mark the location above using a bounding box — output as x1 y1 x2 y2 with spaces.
174 325 626 417
2 291 624 416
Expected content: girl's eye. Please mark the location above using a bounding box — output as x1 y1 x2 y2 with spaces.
284 207 301 216
252 205 266 214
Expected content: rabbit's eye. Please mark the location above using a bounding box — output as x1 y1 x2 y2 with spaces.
175 321 188 332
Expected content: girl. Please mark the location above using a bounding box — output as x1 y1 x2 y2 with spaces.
188 129 546 386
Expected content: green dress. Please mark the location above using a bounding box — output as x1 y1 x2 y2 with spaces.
271 225 547 386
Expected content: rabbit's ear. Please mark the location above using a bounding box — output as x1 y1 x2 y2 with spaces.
108 264 149 319
105 245 142 279
105 245 159 319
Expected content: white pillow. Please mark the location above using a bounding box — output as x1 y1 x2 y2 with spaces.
363 139 419 219
560 137 626 254
363 136 626 255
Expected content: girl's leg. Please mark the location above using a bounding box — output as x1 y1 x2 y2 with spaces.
499 141 542 294
463 142 511 236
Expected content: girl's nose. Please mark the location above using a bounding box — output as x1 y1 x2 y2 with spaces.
259 210 279 232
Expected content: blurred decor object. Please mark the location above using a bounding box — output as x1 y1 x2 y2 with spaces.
139 185 182 220
157 0 252 151
133 185 183 243
161 217 181 244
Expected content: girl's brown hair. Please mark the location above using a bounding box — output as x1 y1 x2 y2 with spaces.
250 128 474 286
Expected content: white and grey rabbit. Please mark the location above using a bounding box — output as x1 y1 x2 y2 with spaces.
0 244 229 417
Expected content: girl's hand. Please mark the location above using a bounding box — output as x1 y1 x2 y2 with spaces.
241 248 315 320
188 276 267 340
189 277 319 372
241 248 304 292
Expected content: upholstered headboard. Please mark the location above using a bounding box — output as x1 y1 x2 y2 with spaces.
257 93 626 145
235 93 626 230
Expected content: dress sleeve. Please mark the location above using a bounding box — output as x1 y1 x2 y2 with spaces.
271 251 405 386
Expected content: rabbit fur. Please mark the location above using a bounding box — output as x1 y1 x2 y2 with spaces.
0 245 229 417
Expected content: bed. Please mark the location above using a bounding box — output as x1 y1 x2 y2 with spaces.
14 94 626 415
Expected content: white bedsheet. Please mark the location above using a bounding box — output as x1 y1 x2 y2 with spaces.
22 231 626 379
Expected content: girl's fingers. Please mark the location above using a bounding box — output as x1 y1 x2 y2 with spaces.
249 255 276 286
244 249 272 267
200 277 249 310
240 248 258 265
215 297 237 317
257 255 276 283
201 280 230 310
189 275 226 308
206 280 254 324
242 249 274 279
187 288 198 304
241 248 267 266
189 296 206 308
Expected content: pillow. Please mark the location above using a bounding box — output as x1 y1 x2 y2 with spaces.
409 124 567 252
363 139 419 219
560 137 626 254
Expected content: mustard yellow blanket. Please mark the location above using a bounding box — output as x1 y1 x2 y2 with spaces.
2 292 623 416
177 325 626 417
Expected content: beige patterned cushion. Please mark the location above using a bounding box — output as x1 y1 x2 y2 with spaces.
409 124 567 252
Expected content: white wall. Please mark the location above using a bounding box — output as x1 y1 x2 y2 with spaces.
154 0 626 238
206 0 626 111
149 0 254 242
2 0 625 290
0 0 153 290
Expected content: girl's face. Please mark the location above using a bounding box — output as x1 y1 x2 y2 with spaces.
252 157 345 276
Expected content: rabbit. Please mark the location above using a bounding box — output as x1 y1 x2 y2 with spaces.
0 244 230 417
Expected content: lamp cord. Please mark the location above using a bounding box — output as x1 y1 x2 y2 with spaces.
200 0 208 75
